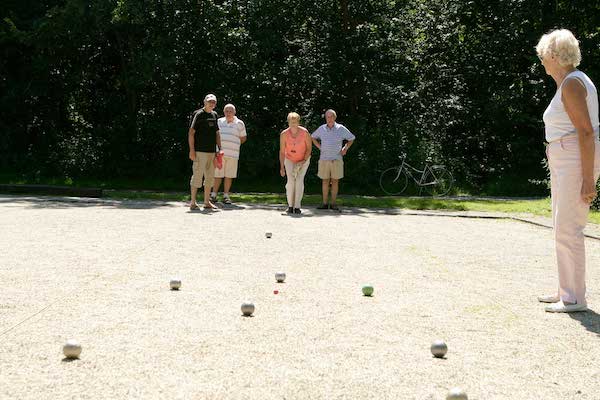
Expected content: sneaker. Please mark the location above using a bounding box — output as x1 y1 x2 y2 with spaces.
329 204 340 211
537 294 560 303
545 300 587 313
223 196 232 205
209 193 217 203
286 207 294 214
294 208 302 214
317 204 329 210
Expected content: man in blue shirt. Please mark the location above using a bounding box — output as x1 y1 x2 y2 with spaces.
311 109 356 211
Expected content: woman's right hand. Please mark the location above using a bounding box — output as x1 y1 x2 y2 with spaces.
581 179 597 204
280 166 285 177
189 150 196 161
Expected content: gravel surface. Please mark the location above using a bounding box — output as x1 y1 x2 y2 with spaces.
1 195 600 400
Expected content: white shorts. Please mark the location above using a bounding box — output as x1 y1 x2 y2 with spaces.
214 156 239 178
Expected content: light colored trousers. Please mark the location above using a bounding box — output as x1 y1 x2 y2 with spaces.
284 158 310 208
547 135 600 305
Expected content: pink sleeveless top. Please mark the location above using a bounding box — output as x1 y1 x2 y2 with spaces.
284 127 308 162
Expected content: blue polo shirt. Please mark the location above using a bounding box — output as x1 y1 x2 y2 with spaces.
311 123 356 161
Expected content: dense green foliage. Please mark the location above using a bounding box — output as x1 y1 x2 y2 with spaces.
2 0 600 197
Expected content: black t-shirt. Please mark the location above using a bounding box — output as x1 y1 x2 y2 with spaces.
191 109 219 152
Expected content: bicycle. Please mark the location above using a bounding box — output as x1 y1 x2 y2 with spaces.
379 156 453 196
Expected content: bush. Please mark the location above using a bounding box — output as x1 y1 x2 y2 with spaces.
593 179 600 211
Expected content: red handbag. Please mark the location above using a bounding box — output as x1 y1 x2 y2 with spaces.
214 151 224 169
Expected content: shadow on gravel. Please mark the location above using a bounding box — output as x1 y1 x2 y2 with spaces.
0 197 517 222
218 204 246 211
187 208 220 215
0 196 176 210
0 195 549 222
188 205 401 218
569 309 600 337
1 196 399 217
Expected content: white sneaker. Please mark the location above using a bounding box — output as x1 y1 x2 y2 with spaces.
545 300 587 313
537 294 560 303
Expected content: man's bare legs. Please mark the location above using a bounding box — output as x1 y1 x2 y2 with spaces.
204 184 216 208
212 177 222 200
330 179 339 206
190 187 199 208
224 177 233 195
211 177 234 202
321 178 330 205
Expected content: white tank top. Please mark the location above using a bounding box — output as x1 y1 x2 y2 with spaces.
543 70 599 142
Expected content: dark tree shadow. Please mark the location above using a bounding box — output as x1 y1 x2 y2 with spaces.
569 308 600 337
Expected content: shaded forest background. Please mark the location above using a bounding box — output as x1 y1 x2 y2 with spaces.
2 0 599 196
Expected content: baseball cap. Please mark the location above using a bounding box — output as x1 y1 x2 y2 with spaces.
204 94 217 102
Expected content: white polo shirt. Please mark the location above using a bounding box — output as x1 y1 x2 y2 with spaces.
217 117 247 159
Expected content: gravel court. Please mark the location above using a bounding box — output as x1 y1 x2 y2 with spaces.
1 196 600 399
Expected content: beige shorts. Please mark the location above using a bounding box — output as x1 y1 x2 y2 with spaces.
318 159 344 180
214 156 239 178
190 152 215 189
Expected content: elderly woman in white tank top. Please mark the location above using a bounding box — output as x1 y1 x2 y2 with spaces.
536 29 600 312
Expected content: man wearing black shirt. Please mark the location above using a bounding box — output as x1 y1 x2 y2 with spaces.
188 93 222 210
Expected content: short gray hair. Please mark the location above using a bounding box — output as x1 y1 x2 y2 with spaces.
223 103 236 112
325 109 337 119
536 29 581 67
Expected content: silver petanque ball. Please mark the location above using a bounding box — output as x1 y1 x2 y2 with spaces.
170 278 181 290
446 387 468 400
241 302 255 317
431 340 448 358
265 232 272 238
275 272 286 283
63 339 82 359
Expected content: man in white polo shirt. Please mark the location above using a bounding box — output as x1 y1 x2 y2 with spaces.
210 103 247 204
311 109 355 211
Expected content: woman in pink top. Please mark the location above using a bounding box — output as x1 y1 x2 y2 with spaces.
279 112 312 214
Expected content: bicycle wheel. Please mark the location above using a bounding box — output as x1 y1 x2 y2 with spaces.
422 166 453 196
379 167 409 195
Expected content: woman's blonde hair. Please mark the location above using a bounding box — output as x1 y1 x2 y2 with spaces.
536 29 581 67
287 112 301 124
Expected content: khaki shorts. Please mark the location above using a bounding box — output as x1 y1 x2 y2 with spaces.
318 159 344 180
214 156 239 178
190 152 215 189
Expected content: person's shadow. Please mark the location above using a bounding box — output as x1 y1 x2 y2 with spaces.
569 308 600 337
